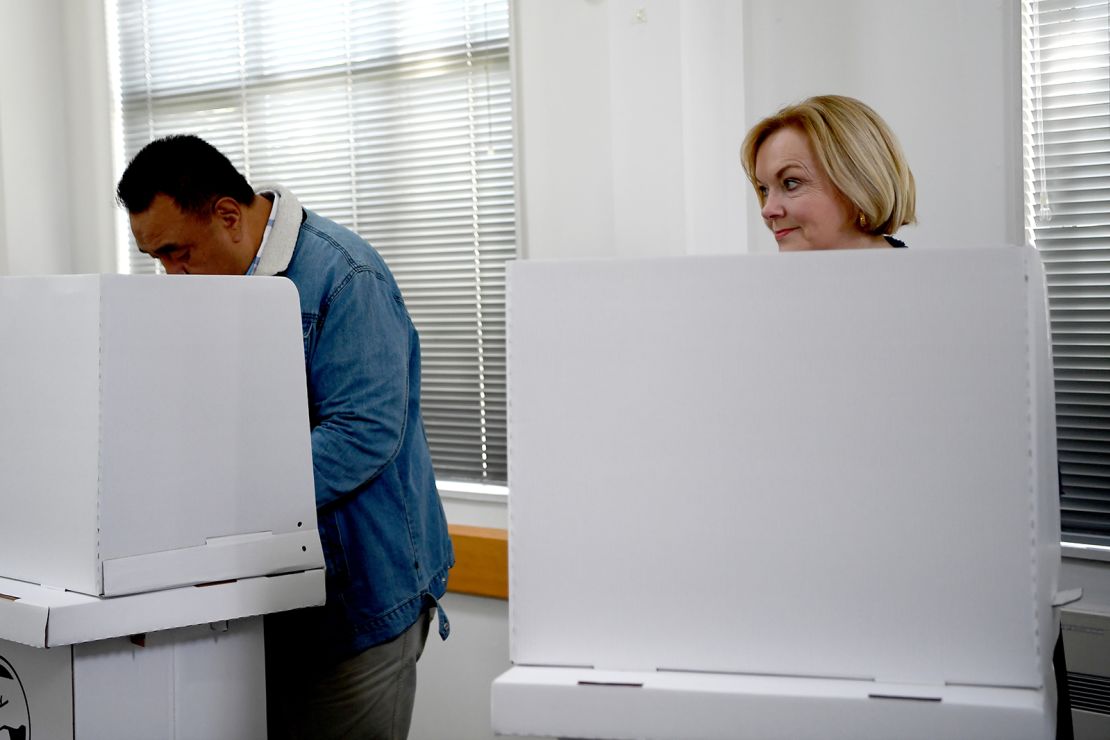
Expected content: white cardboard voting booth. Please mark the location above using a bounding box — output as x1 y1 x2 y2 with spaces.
0 275 325 738
493 248 1062 740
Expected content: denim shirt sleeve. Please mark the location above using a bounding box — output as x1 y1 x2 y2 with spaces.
306 268 410 509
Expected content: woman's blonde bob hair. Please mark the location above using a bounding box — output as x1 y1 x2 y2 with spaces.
741 95 916 236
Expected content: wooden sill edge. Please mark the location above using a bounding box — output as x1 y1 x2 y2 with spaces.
447 524 508 600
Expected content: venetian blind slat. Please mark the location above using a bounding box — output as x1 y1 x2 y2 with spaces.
113 0 515 483
1024 0 1110 544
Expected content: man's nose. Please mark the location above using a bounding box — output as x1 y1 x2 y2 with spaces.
161 259 186 275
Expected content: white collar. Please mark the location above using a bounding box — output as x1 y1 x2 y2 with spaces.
251 184 302 276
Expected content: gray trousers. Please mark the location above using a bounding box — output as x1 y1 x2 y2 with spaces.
267 609 432 740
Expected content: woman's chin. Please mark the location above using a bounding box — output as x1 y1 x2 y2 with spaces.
777 237 816 252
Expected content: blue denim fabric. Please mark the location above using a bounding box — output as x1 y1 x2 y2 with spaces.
280 209 453 659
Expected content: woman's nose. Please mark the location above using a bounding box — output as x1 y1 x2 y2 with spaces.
761 193 784 221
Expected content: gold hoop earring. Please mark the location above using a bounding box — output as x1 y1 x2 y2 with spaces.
858 212 868 230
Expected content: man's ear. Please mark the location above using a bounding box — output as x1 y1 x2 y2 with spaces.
212 196 244 240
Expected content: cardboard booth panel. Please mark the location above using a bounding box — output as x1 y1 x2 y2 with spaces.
1028 254 1064 678
0 276 102 599
97 275 314 566
0 568 324 648
491 666 1053 740
0 275 319 598
506 248 1059 689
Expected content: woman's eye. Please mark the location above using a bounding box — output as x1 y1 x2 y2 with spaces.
783 178 800 191
757 185 768 198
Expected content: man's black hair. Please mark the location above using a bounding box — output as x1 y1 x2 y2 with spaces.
116 134 255 216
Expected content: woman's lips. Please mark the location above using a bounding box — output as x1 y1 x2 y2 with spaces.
774 227 797 240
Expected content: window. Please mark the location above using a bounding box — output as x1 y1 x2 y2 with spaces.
1022 0 1110 545
110 0 514 484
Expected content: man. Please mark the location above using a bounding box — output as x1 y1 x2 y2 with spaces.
117 135 454 740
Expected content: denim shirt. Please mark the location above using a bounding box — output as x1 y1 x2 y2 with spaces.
257 187 453 659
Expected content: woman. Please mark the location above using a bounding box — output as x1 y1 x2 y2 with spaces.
742 94 1074 740
741 94 915 251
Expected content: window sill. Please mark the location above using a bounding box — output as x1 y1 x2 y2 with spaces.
1062 542 1110 564
438 480 508 504
446 524 508 601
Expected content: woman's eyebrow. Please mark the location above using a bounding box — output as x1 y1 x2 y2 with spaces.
758 163 805 185
774 163 805 179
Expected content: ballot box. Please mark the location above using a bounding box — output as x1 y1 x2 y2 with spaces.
493 247 1062 740
0 617 274 740
0 275 325 739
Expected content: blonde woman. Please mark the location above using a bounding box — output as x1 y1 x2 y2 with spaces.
741 95 1075 739
741 94 915 251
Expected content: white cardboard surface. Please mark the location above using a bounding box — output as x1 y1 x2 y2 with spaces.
97 275 316 569
0 568 324 648
101 529 324 596
506 248 1059 690
0 618 269 740
73 618 267 740
0 639 73 740
0 276 102 597
0 275 320 598
1028 254 1063 673
492 666 1052 740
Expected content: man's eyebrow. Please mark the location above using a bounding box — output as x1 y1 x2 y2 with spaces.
138 242 180 258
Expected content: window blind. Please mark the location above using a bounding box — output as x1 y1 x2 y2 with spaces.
112 0 515 483
1022 0 1110 545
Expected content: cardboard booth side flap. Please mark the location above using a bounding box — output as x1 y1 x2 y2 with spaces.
0 276 102 597
101 529 325 596
45 568 325 647
0 597 49 648
491 666 1052 740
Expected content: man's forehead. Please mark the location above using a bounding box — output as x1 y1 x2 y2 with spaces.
139 193 185 218
130 195 190 248
131 194 193 228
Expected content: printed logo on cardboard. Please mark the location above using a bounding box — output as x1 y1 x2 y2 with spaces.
0 656 28 740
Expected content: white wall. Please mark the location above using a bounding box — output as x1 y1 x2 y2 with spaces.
0 0 72 274
515 0 747 260
741 0 1023 253
514 0 1023 261
0 0 115 276
62 0 118 274
411 593 556 740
